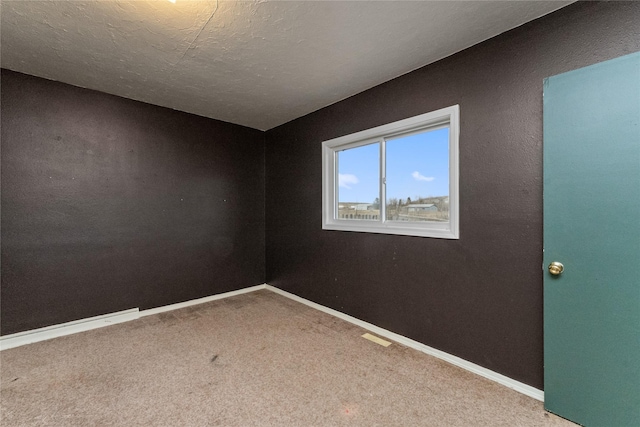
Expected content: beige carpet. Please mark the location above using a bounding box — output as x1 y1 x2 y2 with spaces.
1 289 576 426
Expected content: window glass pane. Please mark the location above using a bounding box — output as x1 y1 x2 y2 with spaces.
385 127 449 222
337 143 380 220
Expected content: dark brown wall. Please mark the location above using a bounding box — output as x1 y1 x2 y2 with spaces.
1 70 265 335
264 1 640 389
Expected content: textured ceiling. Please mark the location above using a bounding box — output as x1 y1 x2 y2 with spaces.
1 1 573 130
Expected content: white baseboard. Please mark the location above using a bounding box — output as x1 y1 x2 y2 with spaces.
139 284 267 317
265 285 544 402
0 282 544 402
0 308 140 351
0 284 267 351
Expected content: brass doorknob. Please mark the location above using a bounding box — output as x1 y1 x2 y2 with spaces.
548 262 564 276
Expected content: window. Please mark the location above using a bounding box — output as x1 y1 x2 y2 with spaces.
322 105 459 239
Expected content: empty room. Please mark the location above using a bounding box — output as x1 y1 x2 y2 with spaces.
1 1 639 426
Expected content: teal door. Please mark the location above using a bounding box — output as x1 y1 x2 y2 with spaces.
543 52 640 426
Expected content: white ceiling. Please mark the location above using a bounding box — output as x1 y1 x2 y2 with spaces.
1 1 573 131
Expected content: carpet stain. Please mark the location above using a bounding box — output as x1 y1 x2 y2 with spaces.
0 291 579 427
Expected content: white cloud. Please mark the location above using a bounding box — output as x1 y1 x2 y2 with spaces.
412 171 435 182
339 173 359 189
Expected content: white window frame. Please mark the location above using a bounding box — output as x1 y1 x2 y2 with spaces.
322 105 459 239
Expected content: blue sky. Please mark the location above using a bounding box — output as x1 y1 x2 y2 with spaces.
338 127 449 204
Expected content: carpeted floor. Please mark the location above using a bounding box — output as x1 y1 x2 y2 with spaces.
1 289 576 426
